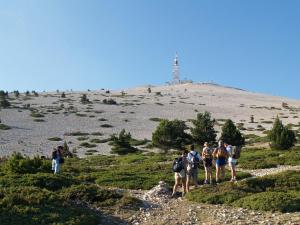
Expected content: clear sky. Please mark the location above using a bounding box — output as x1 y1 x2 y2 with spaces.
0 1 300 99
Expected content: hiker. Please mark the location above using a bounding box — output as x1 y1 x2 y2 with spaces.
225 143 239 182
186 144 201 192
213 140 228 183
51 146 63 174
172 149 188 197
202 142 213 184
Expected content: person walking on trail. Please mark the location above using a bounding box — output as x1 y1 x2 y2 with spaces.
172 150 188 197
225 142 238 182
52 146 63 174
202 142 213 184
186 144 201 192
213 140 228 183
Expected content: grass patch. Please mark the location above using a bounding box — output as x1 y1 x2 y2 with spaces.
30 112 44 118
48 137 62 141
100 124 113 128
0 124 11 130
80 142 97 148
34 119 45 122
187 170 300 212
238 147 300 169
76 113 87 117
149 117 163 122
77 136 89 141
65 132 89 136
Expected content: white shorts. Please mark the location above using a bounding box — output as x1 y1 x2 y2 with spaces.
175 169 186 179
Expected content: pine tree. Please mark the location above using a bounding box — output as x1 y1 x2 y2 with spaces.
152 119 191 150
190 111 216 145
220 119 245 146
269 116 296 150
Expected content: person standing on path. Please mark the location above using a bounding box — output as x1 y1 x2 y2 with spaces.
202 142 213 184
213 140 228 183
225 142 238 182
186 144 201 192
51 146 63 174
172 149 189 197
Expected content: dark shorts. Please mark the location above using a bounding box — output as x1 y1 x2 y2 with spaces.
216 157 226 167
203 158 212 168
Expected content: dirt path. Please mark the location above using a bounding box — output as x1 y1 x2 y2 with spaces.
102 166 300 225
125 190 300 225
237 165 300 177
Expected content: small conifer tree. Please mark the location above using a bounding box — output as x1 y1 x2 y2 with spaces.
190 111 216 145
220 119 245 146
268 117 296 150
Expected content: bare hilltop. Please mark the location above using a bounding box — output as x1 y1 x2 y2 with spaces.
1 83 300 157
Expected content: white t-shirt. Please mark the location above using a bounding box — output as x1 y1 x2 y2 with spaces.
226 145 237 163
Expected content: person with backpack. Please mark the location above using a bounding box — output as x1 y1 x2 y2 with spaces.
51 146 63 174
213 140 228 183
172 149 188 197
186 144 201 192
225 143 240 182
202 142 213 184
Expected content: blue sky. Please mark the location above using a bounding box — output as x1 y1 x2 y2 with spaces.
0 1 300 99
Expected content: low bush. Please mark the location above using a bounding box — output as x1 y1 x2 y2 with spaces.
0 124 11 130
187 170 300 212
30 112 44 118
80 142 97 148
233 192 300 212
48 137 62 141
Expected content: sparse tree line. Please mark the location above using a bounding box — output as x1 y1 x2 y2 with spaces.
112 111 296 155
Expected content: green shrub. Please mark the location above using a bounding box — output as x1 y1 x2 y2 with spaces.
3 153 47 174
0 98 10 108
100 124 113 128
0 173 78 191
220 119 245 146
48 137 62 141
152 119 191 150
0 186 100 225
80 94 90 104
268 117 296 150
190 111 216 145
60 184 123 207
102 98 117 105
30 112 44 118
233 192 300 212
80 142 97 148
110 129 138 155
0 124 11 130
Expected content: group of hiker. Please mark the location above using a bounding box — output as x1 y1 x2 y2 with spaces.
172 140 241 197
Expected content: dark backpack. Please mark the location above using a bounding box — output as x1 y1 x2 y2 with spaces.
232 146 242 159
190 152 200 169
172 157 184 172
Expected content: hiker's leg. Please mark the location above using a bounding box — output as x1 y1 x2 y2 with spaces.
52 159 55 172
232 164 237 180
230 164 234 180
208 167 212 183
204 167 208 182
194 169 198 188
186 176 190 192
221 166 225 180
216 165 220 182
54 160 60 174
182 177 187 194
172 176 180 195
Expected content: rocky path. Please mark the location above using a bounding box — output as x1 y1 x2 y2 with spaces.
130 165 300 225
237 165 300 177
126 182 300 225
103 166 300 225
